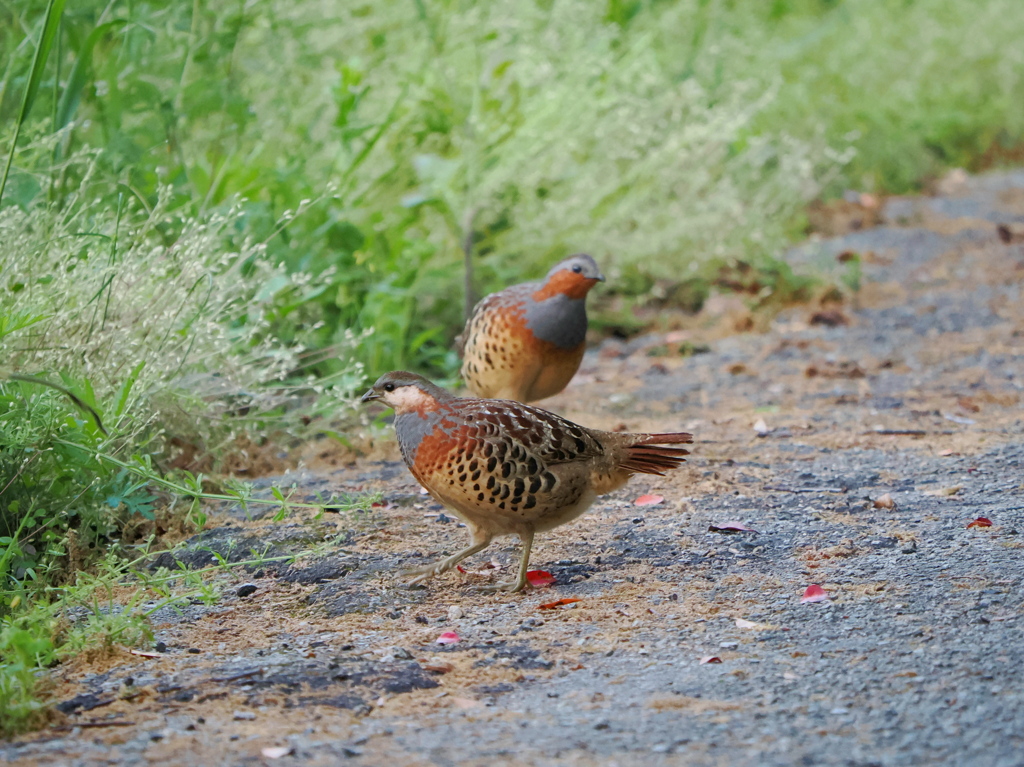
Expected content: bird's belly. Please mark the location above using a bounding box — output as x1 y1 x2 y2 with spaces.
532 488 598 532
426 485 529 537
525 340 585 401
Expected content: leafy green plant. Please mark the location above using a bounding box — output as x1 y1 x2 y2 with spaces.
0 625 54 736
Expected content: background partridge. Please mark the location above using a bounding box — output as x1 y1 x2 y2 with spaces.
362 371 693 592
459 253 604 402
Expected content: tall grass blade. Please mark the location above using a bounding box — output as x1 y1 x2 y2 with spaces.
0 0 68 209
6 373 108 435
54 21 126 138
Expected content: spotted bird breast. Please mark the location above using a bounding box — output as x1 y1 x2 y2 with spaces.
459 286 534 397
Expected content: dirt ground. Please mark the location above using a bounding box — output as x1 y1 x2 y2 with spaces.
4 170 1024 766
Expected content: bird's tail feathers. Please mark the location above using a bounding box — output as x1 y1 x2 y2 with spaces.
619 432 693 476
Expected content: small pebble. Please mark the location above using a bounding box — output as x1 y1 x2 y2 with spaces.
154 641 167 653
236 583 258 598
233 711 257 721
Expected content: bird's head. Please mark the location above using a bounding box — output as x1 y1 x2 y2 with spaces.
536 253 605 300
361 371 452 414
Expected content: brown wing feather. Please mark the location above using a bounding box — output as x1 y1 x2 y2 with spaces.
456 399 605 465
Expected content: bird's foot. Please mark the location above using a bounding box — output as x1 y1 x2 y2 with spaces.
399 562 448 586
477 576 528 593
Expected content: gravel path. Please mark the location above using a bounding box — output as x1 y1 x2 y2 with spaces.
4 171 1024 766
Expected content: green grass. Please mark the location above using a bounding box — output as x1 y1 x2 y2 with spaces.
1 0 1023 736
0 157 364 732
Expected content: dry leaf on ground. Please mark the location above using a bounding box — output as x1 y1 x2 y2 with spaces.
539 598 581 610
709 521 758 534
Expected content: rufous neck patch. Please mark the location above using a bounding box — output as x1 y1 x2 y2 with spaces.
533 270 599 302
384 385 441 416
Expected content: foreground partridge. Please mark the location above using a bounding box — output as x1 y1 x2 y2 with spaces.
460 253 604 402
362 371 694 592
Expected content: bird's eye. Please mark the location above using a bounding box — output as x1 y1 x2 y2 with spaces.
571 264 583 274
383 382 395 392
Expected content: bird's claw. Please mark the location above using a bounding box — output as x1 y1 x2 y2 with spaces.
478 578 527 593
399 564 444 585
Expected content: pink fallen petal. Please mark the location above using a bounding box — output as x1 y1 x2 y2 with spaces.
261 747 293 759
526 570 556 588
436 631 460 645
700 656 722 664
800 584 829 604
634 494 665 507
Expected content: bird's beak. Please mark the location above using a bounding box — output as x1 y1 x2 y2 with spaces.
360 388 380 403
596 272 606 282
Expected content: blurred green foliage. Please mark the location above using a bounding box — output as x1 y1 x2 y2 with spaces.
3 0 1020 376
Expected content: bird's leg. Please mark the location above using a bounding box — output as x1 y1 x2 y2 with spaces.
479 529 534 593
401 527 493 586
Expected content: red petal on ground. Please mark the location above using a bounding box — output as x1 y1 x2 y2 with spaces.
634 494 665 506
526 570 556 588
456 565 466 573
967 517 993 529
435 632 460 644
708 521 758 533
801 584 829 603
700 656 722 664
538 598 582 610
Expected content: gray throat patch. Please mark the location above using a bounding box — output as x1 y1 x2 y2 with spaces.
395 409 443 464
523 294 587 349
